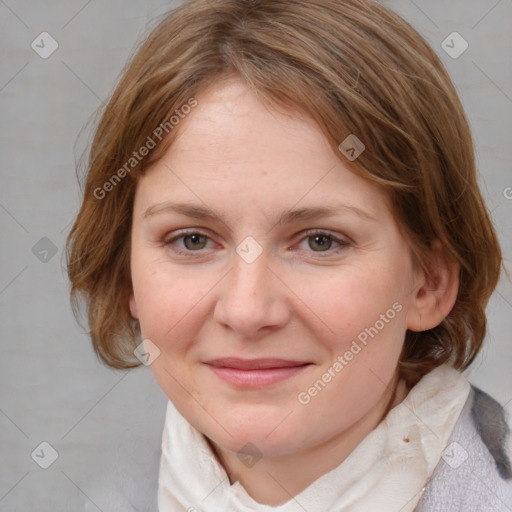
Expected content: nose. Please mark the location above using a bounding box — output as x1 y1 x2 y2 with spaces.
213 246 291 338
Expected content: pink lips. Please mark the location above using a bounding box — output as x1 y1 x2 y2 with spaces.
204 358 312 387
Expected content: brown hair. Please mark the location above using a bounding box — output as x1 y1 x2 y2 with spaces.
66 0 503 386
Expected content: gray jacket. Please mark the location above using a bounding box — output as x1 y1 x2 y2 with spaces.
415 386 512 511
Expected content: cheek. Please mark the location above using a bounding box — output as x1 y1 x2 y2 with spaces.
305 269 407 404
294 265 408 405
131 261 198 342
292 265 399 346
131 265 211 401
131 261 230 377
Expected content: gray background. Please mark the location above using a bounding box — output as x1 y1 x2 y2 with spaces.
1 0 511 510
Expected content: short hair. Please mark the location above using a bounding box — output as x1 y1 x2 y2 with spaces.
66 0 503 386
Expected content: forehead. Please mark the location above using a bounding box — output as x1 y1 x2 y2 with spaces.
169 77 328 165
134 77 390 223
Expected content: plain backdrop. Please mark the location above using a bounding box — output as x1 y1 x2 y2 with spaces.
1 0 511 510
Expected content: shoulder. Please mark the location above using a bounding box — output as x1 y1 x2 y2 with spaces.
415 385 512 511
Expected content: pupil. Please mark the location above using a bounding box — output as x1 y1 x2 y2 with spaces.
183 235 332 251
312 235 330 251
185 234 204 249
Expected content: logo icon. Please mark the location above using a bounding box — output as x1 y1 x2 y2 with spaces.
32 237 58 263
31 441 59 469
338 134 365 161
441 441 468 469
237 442 263 468
31 32 59 59
134 338 161 366
236 236 263 264
441 32 468 59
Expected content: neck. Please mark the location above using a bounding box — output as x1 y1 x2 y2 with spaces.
206 372 409 506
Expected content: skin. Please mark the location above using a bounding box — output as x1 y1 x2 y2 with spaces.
128 76 459 506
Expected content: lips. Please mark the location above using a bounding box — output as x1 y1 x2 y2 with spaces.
204 357 310 370
203 358 312 387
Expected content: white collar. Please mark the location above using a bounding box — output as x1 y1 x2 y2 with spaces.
158 364 470 512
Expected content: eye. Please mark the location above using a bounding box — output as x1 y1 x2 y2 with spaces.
163 228 350 258
294 230 351 256
163 230 213 255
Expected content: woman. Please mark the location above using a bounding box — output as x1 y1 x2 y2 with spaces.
66 0 511 510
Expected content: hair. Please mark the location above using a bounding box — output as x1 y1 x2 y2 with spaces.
66 0 503 387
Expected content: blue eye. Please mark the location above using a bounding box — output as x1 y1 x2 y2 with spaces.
163 229 350 258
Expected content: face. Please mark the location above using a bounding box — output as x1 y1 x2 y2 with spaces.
129 76 421 458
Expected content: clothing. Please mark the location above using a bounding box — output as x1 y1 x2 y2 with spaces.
157 364 511 511
415 386 512 511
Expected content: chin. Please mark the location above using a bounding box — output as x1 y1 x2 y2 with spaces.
204 411 306 457
210 431 302 460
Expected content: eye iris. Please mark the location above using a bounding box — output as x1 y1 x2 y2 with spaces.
309 234 332 251
184 234 207 250
179 233 337 252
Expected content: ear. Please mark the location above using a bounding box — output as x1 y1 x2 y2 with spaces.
129 292 139 320
406 240 460 332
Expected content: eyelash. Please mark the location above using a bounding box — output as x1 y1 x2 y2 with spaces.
162 229 351 258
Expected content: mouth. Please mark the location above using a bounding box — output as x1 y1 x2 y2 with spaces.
203 358 313 387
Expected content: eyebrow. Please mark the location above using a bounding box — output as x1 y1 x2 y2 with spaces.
143 201 376 225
